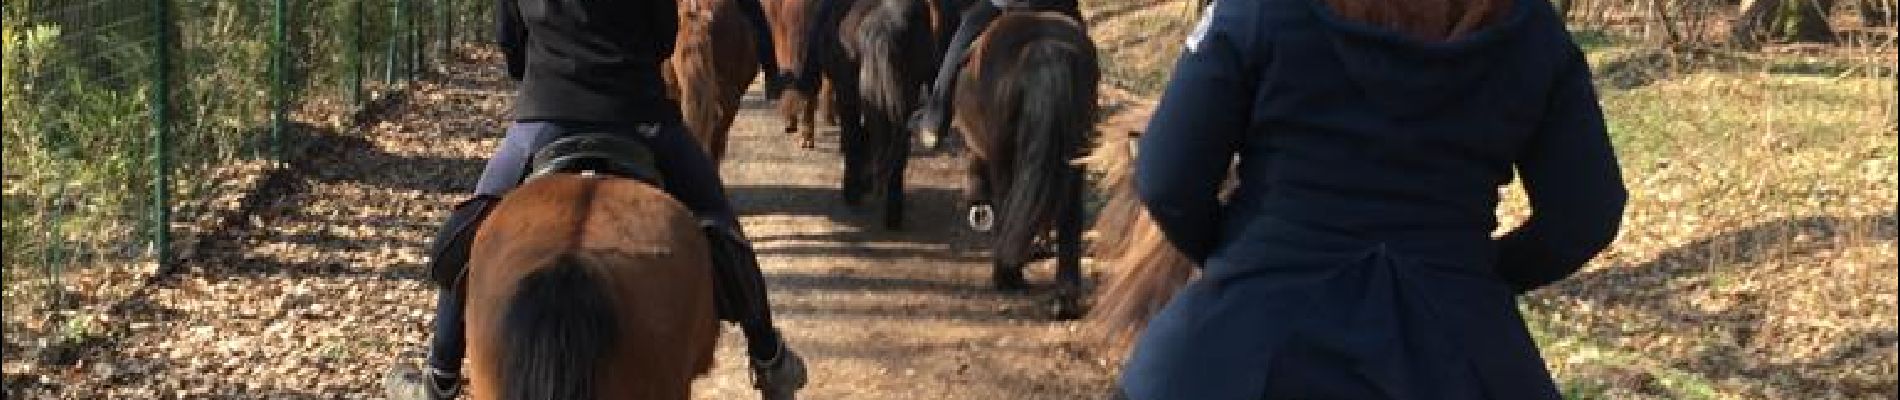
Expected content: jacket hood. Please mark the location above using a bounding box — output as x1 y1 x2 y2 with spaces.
1304 0 1534 117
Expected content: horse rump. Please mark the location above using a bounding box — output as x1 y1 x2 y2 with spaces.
990 20 1098 267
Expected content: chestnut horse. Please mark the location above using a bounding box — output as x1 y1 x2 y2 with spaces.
766 0 831 149
665 0 759 162
942 11 1098 318
464 174 719 399
1080 127 1201 353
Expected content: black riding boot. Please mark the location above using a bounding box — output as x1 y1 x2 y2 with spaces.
704 220 808 400
387 195 497 400
910 1 1000 146
735 0 789 99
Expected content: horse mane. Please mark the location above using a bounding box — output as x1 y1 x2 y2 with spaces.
499 252 620 400
1320 0 1512 41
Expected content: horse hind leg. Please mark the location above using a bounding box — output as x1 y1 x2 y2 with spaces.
882 139 908 230
992 260 1029 291
798 91 819 149
962 156 994 232
1047 166 1087 320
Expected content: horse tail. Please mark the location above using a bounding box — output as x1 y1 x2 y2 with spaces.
1082 118 1199 357
854 0 928 125
500 255 619 400
1080 130 1142 261
994 37 1095 265
1084 207 1198 354
853 0 933 185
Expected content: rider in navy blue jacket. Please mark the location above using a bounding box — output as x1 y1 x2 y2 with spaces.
392 0 807 399
1119 0 1626 398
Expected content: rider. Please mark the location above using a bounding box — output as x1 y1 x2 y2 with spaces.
394 0 807 399
1116 0 1625 398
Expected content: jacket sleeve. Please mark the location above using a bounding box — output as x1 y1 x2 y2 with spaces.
1497 49 1629 293
1134 0 1261 264
496 0 527 81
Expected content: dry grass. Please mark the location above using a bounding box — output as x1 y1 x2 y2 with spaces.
1507 58 1897 399
1082 0 1898 397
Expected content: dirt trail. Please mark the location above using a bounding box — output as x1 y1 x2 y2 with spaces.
23 50 1117 399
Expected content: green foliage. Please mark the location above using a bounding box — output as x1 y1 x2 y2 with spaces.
2 0 488 311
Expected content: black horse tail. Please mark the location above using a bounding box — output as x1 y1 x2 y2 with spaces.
855 0 932 124
854 0 934 185
501 255 619 400
995 37 1096 265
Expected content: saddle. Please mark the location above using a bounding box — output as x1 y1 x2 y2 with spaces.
993 0 1079 17
527 132 667 187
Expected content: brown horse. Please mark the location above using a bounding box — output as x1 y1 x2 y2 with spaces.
945 11 1099 318
766 0 831 149
464 173 719 399
665 0 760 162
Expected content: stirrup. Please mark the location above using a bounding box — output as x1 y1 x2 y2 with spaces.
422 365 462 400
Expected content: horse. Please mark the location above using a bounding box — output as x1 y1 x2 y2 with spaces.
766 0 832 149
802 0 936 230
940 11 1099 319
664 0 759 163
463 145 720 399
1078 127 1200 355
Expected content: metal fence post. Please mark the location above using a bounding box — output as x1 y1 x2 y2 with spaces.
407 0 421 79
386 0 400 84
273 0 289 162
350 0 365 109
151 0 174 273
440 0 452 62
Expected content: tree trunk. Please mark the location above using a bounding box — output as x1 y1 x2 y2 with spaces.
1782 0 1837 43
1731 0 1783 49
1645 0 1683 45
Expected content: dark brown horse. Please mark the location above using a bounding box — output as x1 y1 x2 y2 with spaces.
665 0 760 163
945 11 1099 318
801 0 936 229
464 174 719 399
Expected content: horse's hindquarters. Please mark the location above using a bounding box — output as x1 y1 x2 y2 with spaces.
465 175 719 399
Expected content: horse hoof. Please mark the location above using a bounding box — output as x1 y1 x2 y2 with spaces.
993 269 1028 291
1047 295 1084 320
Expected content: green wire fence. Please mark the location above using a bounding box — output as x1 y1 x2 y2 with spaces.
2 0 492 310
